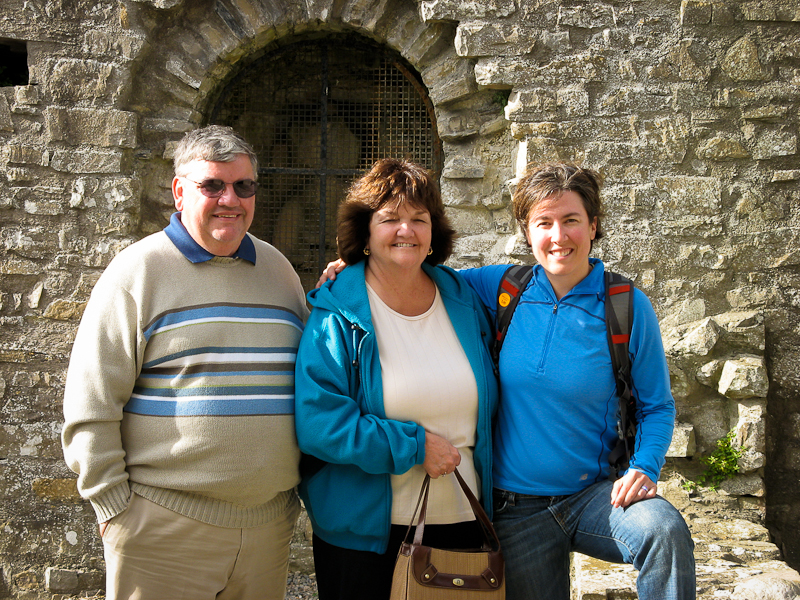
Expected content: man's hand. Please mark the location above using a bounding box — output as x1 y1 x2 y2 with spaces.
99 521 109 537
316 259 347 288
610 470 656 508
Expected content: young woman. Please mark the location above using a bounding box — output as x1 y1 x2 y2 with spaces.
460 163 695 600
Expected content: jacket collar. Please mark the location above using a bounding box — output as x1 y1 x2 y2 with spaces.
532 257 605 301
164 212 256 265
307 260 473 329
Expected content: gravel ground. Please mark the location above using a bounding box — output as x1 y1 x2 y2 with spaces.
285 571 318 600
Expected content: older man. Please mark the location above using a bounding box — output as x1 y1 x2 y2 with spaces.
62 125 309 600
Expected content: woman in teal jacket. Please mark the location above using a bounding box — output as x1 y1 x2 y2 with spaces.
294 159 499 600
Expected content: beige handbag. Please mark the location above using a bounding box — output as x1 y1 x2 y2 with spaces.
390 468 505 599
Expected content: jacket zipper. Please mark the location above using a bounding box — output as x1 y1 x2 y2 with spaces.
537 302 559 373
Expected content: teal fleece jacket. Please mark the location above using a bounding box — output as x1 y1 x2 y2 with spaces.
294 261 499 553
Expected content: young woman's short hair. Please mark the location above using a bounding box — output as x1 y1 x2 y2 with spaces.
513 163 605 248
337 159 455 265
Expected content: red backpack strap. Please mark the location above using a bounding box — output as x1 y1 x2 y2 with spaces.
605 271 636 480
491 265 534 365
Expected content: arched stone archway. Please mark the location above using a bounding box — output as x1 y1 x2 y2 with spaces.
207 34 441 289
123 0 487 256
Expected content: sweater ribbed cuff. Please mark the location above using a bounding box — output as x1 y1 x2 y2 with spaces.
90 481 131 523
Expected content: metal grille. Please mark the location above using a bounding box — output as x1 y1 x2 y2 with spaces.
210 38 440 291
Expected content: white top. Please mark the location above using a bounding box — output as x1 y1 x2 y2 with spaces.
366 282 480 525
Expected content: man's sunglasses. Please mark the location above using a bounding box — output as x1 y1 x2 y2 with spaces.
184 177 258 198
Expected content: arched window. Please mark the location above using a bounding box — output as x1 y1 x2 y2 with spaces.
211 35 441 290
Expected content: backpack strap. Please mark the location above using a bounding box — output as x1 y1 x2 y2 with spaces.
604 271 637 480
491 265 534 365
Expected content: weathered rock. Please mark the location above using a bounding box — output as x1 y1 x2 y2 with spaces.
668 423 697 458
718 356 769 399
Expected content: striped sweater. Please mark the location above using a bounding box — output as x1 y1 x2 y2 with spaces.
62 219 309 528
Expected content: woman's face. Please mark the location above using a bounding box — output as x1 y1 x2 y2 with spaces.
366 202 432 274
525 190 597 297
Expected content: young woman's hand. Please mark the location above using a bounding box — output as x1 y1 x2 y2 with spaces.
610 469 657 508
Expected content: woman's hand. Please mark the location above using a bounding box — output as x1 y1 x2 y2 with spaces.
422 432 461 478
316 259 347 288
610 469 657 508
99 521 109 537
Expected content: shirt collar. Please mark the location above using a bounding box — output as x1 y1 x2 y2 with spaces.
164 212 256 265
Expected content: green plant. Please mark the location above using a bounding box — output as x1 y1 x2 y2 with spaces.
683 430 745 491
492 89 512 108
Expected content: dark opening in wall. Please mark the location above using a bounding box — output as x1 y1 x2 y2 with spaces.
0 39 29 86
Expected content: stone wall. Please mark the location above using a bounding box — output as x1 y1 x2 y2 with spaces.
0 0 799 597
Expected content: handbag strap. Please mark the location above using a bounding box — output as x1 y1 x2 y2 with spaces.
405 468 501 552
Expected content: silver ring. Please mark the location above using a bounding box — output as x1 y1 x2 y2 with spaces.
641 485 649 492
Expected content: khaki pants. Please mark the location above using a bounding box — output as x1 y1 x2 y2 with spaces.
102 492 300 600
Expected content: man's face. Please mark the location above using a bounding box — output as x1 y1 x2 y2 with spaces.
172 154 256 257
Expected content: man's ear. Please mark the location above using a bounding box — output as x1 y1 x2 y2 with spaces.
172 176 184 211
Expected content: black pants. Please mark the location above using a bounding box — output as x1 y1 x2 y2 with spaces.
312 521 483 600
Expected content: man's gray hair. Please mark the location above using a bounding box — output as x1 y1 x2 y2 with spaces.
173 125 258 178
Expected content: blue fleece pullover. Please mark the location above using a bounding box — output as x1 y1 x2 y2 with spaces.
461 258 675 495
295 261 499 553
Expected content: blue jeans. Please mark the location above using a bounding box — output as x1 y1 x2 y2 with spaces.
492 481 695 600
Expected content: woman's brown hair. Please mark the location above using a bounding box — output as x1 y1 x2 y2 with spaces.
337 159 455 265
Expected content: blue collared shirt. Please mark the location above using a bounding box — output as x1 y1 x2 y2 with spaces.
164 212 256 265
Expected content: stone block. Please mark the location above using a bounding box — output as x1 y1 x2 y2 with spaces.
422 53 477 105
697 359 724 388
650 39 711 81
743 124 797 159
50 148 123 174
46 58 123 103
718 356 769 398
654 175 721 216
130 0 182 7
455 22 536 57
665 317 721 357
505 89 558 121
437 108 481 141
720 474 765 497
681 1 712 25
476 53 604 87
43 300 86 321
557 4 615 29
738 449 766 472
696 136 749 160
743 105 789 121
723 37 767 81
6 145 47 165
420 0 516 21
0 93 13 132
14 85 39 105
45 568 79 593
667 422 697 457
442 156 485 179
732 573 800 600
771 170 800 182
556 86 589 117
31 478 82 503
45 107 137 148
166 56 203 90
